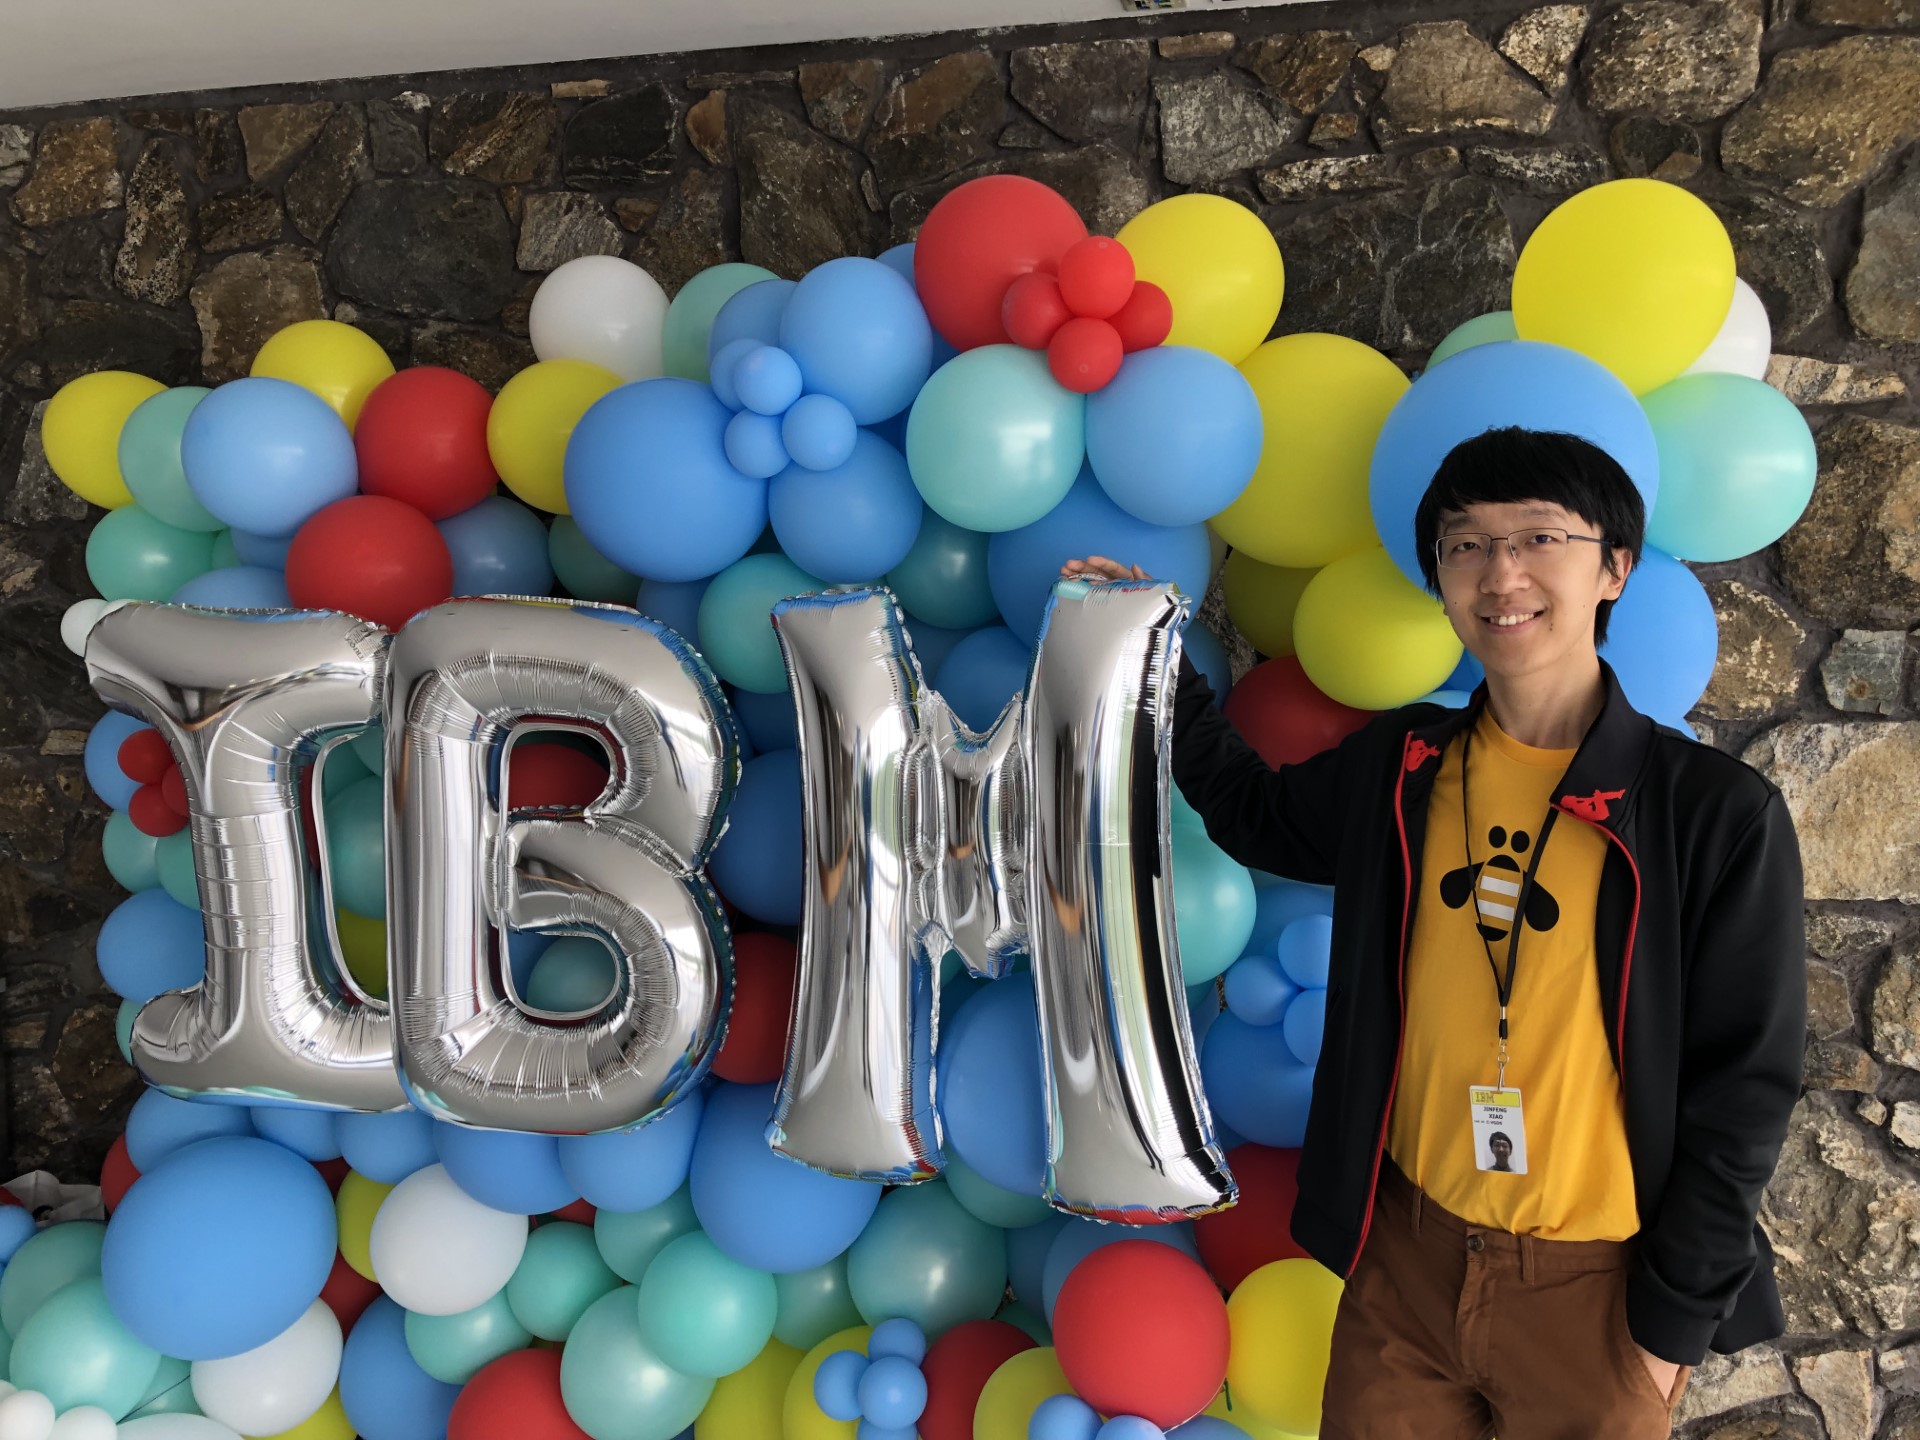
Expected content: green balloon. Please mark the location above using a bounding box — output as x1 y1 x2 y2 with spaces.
9 1277 162 1415
772 1254 864 1352
1172 828 1256 986
662 264 780 383
559 1286 712 1440
696 553 823 695
125 1352 201 1416
208 530 241 569
524 938 618 1013
405 1290 531 1383
323 775 387 919
846 1181 1006 1337
943 1154 1053 1230
102 809 163 892
0 1221 105 1335
548 517 641 605
506 1221 621 1342
119 387 221 531
156 830 199 909
1427 311 1517 369
85 505 216 602
883 512 1000 632
594 1184 699 1285
115 1000 139 1065
636 1231 777 1380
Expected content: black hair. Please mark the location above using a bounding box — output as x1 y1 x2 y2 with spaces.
1413 428 1645 647
1490 1132 1512 1147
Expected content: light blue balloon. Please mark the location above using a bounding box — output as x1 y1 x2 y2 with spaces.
230 528 293 568
907 347 1085 534
125 1088 255 1171
1038 1219 1198 1327
1172 829 1256 986
708 279 798 375
1200 1014 1314 1149
437 495 555 598
250 1105 342 1162
885 511 998 631
770 431 923 583
594 1183 700 1285
847 1181 1007 1336
636 1230 779 1379
697 553 820 694
84 712 147 810
1282 988 1326 1067
169 564 291 609
1427 311 1518 368
125 1350 199 1417
939 973 1046 1194
1368 340 1659 588
97 890 205 1003
336 1108 438 1185
733 345 805 417
1222 954 1297 1028
725 410 791 480
560 1286 714 1440
102 809 163 892
550 515 642 602
120 387 220 531
781 394 859 472
1276 913 1333 990
523 935 618 1013
557 1087 705 1213
1086 346 1262 528
403 1289 531 1384
340 1297 459 1440
9 1275 162 1416
0 1222 105 1336
933 626 1030 732
780 257 935 426
1600 548 1717 719
708 749 803 925
434 1125 579 1215
1642 372 1817 564
636 575 711 644
665 264 780 383
180 377 358 538
867 1316 928 1364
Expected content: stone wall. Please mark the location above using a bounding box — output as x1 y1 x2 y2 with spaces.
1 1 1917 1433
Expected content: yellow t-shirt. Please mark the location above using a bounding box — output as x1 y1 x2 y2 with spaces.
1386 710 1639 1241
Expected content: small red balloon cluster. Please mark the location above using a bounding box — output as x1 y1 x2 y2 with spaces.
1003 237 1172 394
118 727 190 837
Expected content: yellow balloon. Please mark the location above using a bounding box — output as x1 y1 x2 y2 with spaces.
1222 551 1316 659
1292 547 1462 711
783 1324 869 1440
1225 1258 1344 1436
1204 1388 1312 1439
1117 195 1283 366
41 370 166 509
335 1171 394 1282
252 320 396 430
248 1387 353 1440
487 360 624 514
1211 334 1408 569
1512 178 1735 396
972 1346 1074 1440
335 909 387 1001
698 1336 803 1439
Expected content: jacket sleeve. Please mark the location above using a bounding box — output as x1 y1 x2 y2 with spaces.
1169 651 1348 885
1626 789 1806 1365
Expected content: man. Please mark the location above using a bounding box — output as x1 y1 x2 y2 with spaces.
1063 427 1804 1439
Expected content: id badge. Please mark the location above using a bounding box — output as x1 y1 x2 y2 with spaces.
1468 1087 1527 1174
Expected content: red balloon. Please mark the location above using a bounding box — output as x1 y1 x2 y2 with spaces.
1057 237 1136 320
712 932 798 1084
1221 656 1374 769
128 783 186 837
1110 281 1174 353
0 1187 23 1209
313 1157 351 1194
507 743 611 809
320 1249 382 1331
160 765 188 818
355 367 499 520
1052 1241 1230 1429
117 730 172 785
549 1197 597 1224
286 496 454 633
1047 317 1124 394
1002 272 1071 350
914 176 1088 351
1193 1144 1308 1291
101 1134 139 1214
919 1319 1038 1440
450 1349 591 1440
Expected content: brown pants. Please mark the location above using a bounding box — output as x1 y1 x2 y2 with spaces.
1320 1163 1690 1440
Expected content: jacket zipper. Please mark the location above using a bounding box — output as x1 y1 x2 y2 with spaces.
1557 802 1644 1072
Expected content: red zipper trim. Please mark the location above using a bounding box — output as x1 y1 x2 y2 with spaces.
1557 802 1643 1072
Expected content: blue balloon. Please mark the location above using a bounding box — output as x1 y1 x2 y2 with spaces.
708 749 803 925
770 431 924 584
689 1082 881 1274
1200 1014 1314 1148
904 620 971 680
339 1297 460 1440
987 467 1212 642
1183 622 1232 705
933 627 1031 732
249 1105 342 1161
566 379 769 583
1600 548 1717 720
708 279 798 374
1098 1418 1168 1440
867 1316 928 1364
169 565 291 609
876 243 916 287
734 345 805 417
725 410 791 480
1186 979 1224 1053
814 1349 868 1423
1281 988 1326 1067
84 711 147 810
1039 1218 1199 1326
1086 346 1262 528
434 1124 579 1215
729 687 797 753
938 972 1047 1193
125 1088 255 1172
1249 881 1333 956
229 529 293 568
437 495 555 598
1032 1393 1103 1440
1445 649 1486 693
1222 954 1297 1028
336 1108 440 1185
1005 1213 1068 1311
180 378 358 538
780 257 935 426
1368 340 1660 588
97 889 205 1003
101 1135 335 1360
781 394 860 473
557 1088 706 1212
636 575 712 644
0 1207 34 1265
1276 913 1332 990
859 1356 929 1429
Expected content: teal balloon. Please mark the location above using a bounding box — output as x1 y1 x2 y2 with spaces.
0 1221 105 1334
846 1181 1006 1337
126 1353 201 1416
906 346 1085 534
9 1276 162 1416
1642 372 1818 564
0 1321 11 1379
884 511 1000 631
559 1286 713 1440
404 1290 532 1384
943 1154 1053 1230
506 1221 622 1342
116 1000 139 1065
549 515 641 603
1427 311 1518 368
664 264 782 382
594 1183 700 1285
324 776 387 918
697 553 822 695
120 388 221 532
996 1298 1051 1346
350 724 385 775
772 1255 864 1352
321 740 372 799
156 830 199 909
636 1231 778 1380
86 505 216 602
208 530 241 569
102 809 163 892
523 937 618 1013
1173 828 1256 985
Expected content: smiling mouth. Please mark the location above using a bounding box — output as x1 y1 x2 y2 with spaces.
1481 611 1543 630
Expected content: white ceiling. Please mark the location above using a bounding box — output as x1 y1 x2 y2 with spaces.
2 0 1324 111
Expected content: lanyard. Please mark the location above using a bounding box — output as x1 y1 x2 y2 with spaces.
1460 724 1559 1090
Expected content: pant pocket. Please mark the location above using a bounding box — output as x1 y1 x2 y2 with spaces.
1609 1282 1679 1411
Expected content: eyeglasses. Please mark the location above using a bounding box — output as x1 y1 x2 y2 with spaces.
1435 528 1608 571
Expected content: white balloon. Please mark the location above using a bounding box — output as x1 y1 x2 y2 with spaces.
528 255 669 381
46 1407 114 1440
0 1390 53 1440
61 599 110 657
188 1301 340 1437
116 1419 243 1440
367 1163 529 1316
1682 276 1772 380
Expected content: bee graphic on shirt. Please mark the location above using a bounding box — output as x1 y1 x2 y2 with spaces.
1441 827 1561 943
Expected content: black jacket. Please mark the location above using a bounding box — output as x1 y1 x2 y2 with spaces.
1172 657 1805 1366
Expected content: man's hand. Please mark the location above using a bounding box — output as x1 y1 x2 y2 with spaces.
1635 1344 1681 1404
1060 556 1148 582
